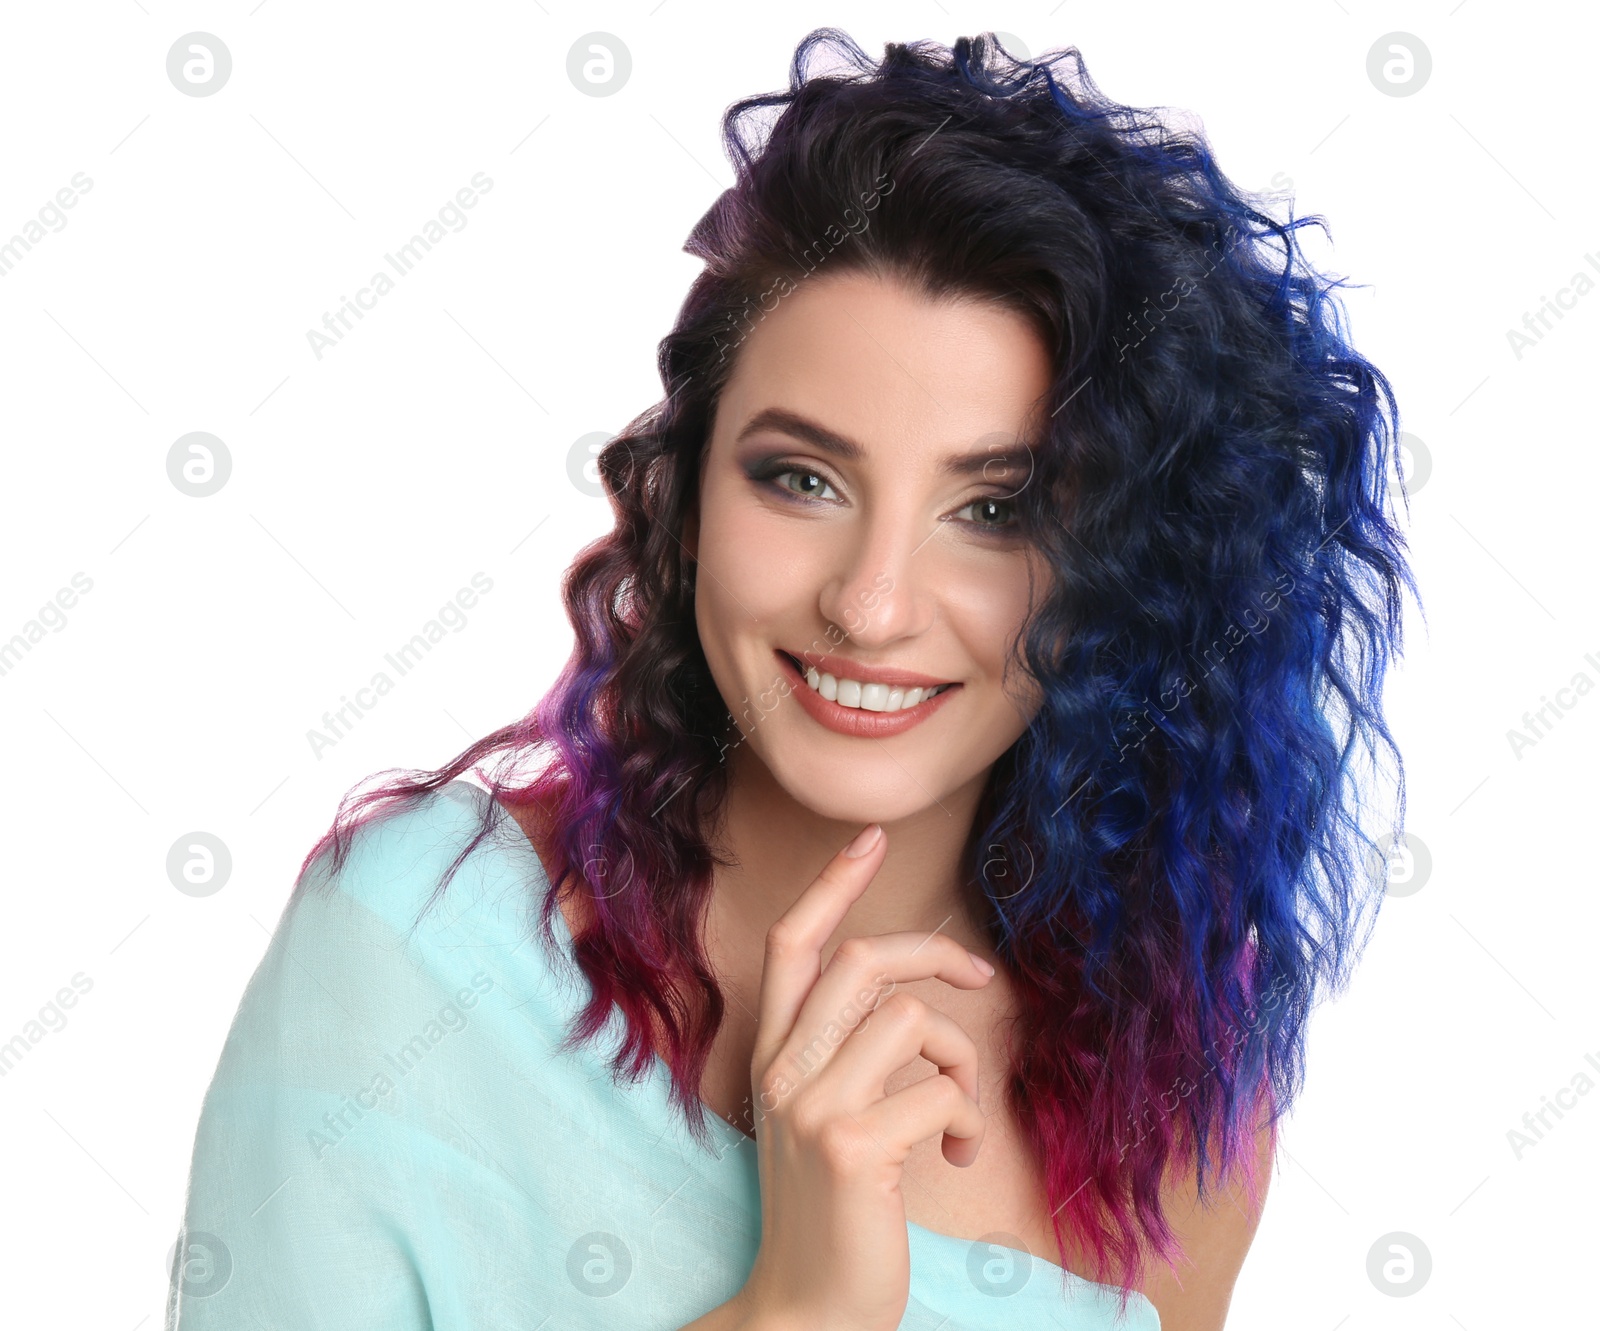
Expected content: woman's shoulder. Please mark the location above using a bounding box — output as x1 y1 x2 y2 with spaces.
262 778 584 1027
172 779 609 1329
290 779 545 928
207 778 590 1108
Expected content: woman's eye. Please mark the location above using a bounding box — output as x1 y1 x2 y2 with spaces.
958 496 1019 530
771 468 837 501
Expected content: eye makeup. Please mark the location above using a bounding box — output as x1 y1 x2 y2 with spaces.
739 455 1024 537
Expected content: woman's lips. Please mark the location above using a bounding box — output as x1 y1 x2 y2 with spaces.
772 649 961 739
787 647 954 691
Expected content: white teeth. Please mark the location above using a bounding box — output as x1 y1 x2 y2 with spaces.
793 657 949 712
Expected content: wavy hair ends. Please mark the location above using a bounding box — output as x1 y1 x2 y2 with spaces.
292 28 1419 1308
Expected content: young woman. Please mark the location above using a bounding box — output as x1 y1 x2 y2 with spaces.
168 30 1416 1331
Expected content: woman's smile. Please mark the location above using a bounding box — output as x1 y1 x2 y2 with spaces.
773 646 963 738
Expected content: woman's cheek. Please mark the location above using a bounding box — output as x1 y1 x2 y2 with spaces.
962 558 1031 634
962 555 1045 720
695 490 815 683
743 509 834 602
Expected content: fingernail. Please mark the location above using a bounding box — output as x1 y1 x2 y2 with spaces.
968 951 995 976
843 823 882 858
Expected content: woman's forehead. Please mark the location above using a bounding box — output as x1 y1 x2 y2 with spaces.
712 272 1053 456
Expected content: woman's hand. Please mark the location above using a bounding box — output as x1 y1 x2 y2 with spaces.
716 821 997 1331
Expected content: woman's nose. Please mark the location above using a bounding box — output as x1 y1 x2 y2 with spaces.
817 511 937 646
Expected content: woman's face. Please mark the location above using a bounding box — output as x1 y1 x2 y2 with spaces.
687 268 1054 825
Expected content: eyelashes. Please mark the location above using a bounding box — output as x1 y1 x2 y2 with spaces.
761 463 838 502
743 458 1023 538
750 461 838 502
960 494 1022 532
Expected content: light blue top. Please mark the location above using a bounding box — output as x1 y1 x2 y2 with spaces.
168 779 1160 1330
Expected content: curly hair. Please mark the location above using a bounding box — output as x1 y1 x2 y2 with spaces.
295 28 1420 1304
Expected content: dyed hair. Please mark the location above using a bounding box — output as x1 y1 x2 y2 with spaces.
297 28 1419 1304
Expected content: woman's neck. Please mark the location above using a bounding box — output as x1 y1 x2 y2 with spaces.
706 742 996 961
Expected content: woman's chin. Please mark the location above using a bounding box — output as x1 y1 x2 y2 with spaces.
755 746 957 826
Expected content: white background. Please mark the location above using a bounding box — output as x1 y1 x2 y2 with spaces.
1 3 1594 1328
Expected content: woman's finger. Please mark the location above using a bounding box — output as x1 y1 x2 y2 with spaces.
752 823 886 1067
854 1070 987 1168
769 934 991 1093
802 991 982 1108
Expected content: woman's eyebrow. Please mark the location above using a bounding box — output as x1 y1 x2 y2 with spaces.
736 406 1032 477
942 446 1031 479
735 406 864 461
